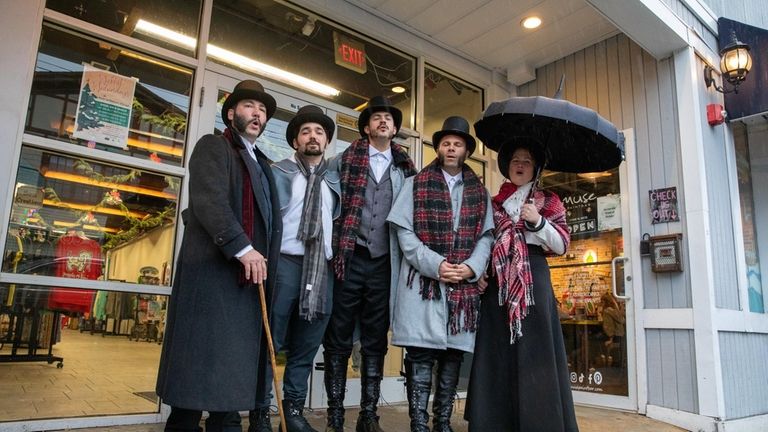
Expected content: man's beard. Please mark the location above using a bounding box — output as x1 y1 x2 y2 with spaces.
368 124 395 141
438 153 466 169
232 113 260 137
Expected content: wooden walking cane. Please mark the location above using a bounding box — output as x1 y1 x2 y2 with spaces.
257 282 288 432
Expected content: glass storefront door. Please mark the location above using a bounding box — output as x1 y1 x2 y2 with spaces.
196 70 407 409
541 130 638 411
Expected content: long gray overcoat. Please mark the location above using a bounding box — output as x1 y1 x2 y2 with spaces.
387 176 493 353
156 133 282 412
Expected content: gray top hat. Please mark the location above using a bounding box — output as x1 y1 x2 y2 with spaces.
286 105 335 148
357 95 403 138
432 116 477 155
221 80 277 128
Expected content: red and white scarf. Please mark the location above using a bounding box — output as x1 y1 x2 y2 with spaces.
491 183 569 343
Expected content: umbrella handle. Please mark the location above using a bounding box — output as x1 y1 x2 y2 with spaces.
258 282 287 432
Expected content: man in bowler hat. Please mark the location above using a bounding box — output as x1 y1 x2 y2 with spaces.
323 96 417 432
387 116 493 432
248 105 341 432
156 80 282 431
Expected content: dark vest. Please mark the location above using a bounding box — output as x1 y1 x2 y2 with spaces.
356 165 393 258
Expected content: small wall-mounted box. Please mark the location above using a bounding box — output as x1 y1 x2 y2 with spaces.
649 233 683 273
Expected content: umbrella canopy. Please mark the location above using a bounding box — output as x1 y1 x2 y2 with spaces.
474 96 625 173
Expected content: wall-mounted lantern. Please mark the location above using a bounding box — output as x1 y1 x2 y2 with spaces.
704 30 753 94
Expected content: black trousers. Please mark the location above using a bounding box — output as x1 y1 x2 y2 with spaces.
165 407 241 432
324 245 391 357
405 346 465 364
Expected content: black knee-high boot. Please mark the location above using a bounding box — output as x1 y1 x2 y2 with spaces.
356 355 385 432
432 357 462 432
324 353 349 432
405 358 433 432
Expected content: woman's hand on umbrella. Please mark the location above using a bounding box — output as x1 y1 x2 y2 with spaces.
521 202 541 225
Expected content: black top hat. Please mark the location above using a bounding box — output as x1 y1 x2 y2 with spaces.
357 95 403 138
496 136 546 179
432 116 477 155
221 80 277 128
286 105 336 148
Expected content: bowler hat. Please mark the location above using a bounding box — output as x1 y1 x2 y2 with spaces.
357 95 403 138
432 116 477 155
221 80 277 128
286 105 336 148
496 137 546 179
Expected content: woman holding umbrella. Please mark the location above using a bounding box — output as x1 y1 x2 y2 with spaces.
465 137 578 432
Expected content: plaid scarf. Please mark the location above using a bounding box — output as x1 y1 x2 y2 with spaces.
491 188 569 343
408 160 488 334
332 138 416 279
296 155 328 322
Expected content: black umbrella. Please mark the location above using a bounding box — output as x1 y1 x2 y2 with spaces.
474 96 625 173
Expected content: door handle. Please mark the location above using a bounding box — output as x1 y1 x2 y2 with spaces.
611 256 631 300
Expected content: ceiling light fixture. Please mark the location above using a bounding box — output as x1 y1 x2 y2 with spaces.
134 20 340 98
391 86 406 94
43 170 177 200
521 16 542 29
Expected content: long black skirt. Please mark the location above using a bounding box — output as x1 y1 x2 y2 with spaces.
465 248 579 432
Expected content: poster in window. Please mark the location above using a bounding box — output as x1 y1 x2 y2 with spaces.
597 195 621 231
73 64 137 148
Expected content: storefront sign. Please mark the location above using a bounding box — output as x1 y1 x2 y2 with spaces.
336 112 358 130
597 195 621 231
649 186 679 224
73 64 137 148
334 32 367 74
563 192 597 237
14 184 44 209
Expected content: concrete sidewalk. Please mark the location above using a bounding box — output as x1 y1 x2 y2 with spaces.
54 402 684 432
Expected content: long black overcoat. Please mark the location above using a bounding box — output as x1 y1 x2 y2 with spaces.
156 133 282 411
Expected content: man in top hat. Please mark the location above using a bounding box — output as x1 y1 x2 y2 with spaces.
387 116 493 432
156 80 282 432
248 105 341 432
323 96 417 432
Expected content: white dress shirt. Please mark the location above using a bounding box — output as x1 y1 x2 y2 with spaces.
441 169 463 194
369 146 392 182
280 155 334 259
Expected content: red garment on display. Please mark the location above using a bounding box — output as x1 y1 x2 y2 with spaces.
48 234 102 313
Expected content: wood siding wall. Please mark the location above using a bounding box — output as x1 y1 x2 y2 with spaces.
646 329 699 413
719 331 768 418
517 33 692 309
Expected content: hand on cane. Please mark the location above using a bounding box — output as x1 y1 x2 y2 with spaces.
238 250 268 283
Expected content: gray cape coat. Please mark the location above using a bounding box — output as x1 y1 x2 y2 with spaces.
156 133 282 411
387 175 493 352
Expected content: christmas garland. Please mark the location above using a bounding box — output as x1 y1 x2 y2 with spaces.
103 206 176 250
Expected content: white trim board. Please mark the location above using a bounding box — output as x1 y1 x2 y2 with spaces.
646 404 768 432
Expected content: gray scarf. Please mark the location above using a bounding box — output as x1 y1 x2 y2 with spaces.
296 155 329 322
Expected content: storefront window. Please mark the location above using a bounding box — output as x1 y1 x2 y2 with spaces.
207 0 415 127
45 0 202 57
26 24 193 166
0 284 167 421
424 66 484 154
3 146 179 285
544 168 629 396
734 122 766 313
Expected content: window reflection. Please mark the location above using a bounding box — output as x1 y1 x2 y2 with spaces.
0 284 166 421
424 66 484 154
45 0 202 57
3 147 179 286
26 24 193 166
209 0 415 126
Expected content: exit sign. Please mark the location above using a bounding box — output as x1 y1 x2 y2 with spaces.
334 32 367 74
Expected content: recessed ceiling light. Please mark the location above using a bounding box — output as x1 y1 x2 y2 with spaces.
521 16 542 29
391 86 406 94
